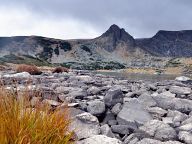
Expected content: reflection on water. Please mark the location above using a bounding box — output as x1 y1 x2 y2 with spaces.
95 71 179 82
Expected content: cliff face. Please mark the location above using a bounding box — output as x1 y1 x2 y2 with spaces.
0 25 192 68
136 30 192 57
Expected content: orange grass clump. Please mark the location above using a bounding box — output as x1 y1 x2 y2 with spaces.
0 86 74 144
52 67 69 73
16 64 42 75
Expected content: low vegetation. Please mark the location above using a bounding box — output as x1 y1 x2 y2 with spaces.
16 64 42 75
0 85 74 144
52 66 69 73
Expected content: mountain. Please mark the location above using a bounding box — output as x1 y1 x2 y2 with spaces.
0 24 192 69
136 30 192 57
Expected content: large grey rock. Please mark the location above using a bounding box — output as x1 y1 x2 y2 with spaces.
169 86 191 95
87 86 101 95
76 75 95 84
70 112 100 140
178 131 192 144
152 95 192 113
111 103 122 115
104 89 123 107
77 135 122 144
111 125 130 135
87 100 106 116
147 107 167 119
100 124 115 138
166 110 188 127
136 138 183 144
175 76 191 82
139 120 177 141
178 123 192 132
123 134 139 144
138 93 157 107
3 72 31 78
117 99 152 129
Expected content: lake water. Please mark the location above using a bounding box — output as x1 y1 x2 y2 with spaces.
95 71 179 82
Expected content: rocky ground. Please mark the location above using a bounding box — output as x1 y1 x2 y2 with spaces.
1 70 192 144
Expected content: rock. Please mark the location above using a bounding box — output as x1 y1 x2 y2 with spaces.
138 120 177 141
147 107 167 119
181 116 192 125
100 124 115 138
87 86 101 95
42 99 61 106
117 99 152 129
111 103 122 115
3 72 31 78
178 131 192 144
138 93 157 107
169 86 191 95
137 138 183 144
166 110 188 127
111 125 130 135
70 112 100 140
76 75 95 84
77 135 122 144
152 95 192 113
178 123 192 132
87 100 106 116
67 90 87 99
175 76 191 82
123 134 139 144
30 97 41 107
160 91 176 98
104 89 123 107
102 111 116 125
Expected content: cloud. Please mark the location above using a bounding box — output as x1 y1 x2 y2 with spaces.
0 0 192 38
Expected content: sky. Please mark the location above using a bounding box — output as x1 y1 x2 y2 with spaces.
0 0 192 39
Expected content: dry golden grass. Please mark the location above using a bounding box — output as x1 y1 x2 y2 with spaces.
0 86 74 144
52 67 69 73
122 68 156 74
16 64 42 75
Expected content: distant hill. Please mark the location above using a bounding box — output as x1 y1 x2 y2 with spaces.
0 24 192 69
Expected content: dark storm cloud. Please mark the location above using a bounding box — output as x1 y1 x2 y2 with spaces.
1 0 192 38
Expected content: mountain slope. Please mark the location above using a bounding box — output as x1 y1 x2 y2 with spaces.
136 30 192 57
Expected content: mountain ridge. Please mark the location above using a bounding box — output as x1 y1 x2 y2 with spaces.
0 24 192 69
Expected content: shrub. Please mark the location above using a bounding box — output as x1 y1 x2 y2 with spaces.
52 67 69 73
0 86 74 144
16 64 42 75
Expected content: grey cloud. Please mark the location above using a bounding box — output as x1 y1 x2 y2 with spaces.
1 0 192 38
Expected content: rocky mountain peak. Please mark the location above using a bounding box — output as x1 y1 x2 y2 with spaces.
102 24 134 42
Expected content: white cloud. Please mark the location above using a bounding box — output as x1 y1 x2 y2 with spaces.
0 6 101 39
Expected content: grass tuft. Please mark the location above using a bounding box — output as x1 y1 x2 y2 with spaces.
52 67 69 73
16 64 42 75
0 86 74 144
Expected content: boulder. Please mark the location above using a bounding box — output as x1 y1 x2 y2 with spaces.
169 86 191 95
87 86 101 95
77 135 122 144
138 120 177 141
152 95 192 113
175 76 191 82
100 124 115 138
138 93 157 107
117 99 152 129
178 131 192 144
70 112 100 140
137 138 183 144
3 72 31 78
87 100 106 116
104 89 123 107
111 103 122 115
111 125 130 135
